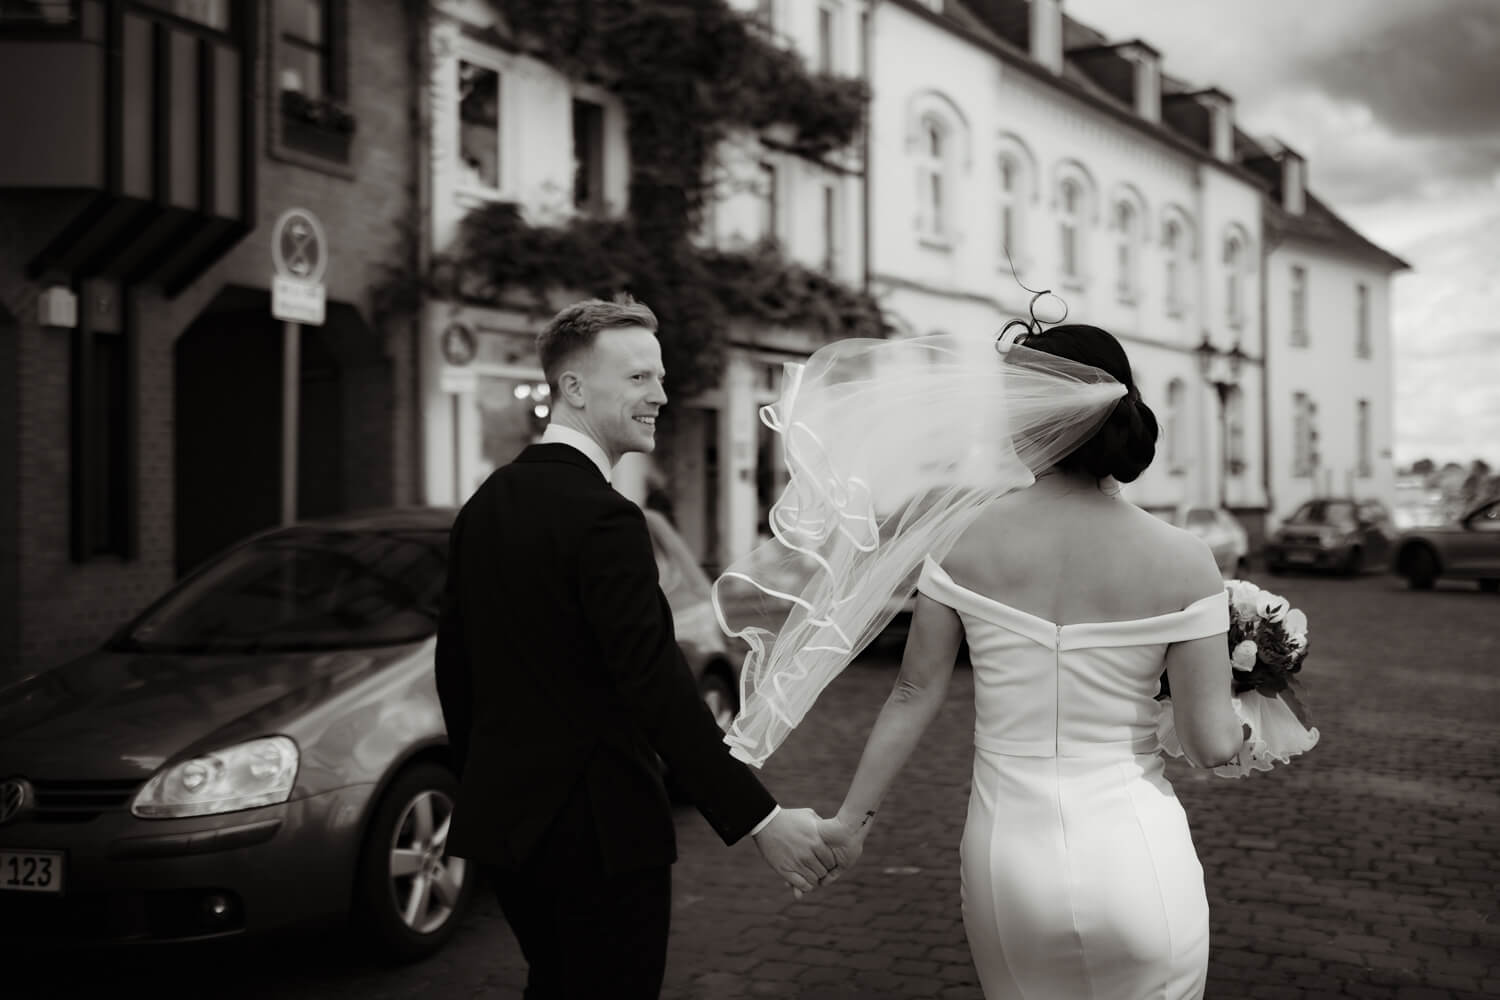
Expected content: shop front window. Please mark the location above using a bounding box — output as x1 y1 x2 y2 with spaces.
476 376 550 480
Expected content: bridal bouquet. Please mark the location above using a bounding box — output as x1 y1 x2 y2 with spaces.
1157 579 1319 776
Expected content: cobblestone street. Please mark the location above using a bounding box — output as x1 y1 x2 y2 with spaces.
22 571 1500 999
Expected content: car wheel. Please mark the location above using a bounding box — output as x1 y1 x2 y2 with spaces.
1480 579 1499 593
1267 561 1286 576
1404 547 1438 591
1341 547 1364 577
352 763 475 963
699 671 737 733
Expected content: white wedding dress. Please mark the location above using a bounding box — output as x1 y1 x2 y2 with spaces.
918 556 1227 1000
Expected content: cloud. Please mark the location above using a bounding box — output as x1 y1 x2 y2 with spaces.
1288 0 1500 139
1063 0 1500 210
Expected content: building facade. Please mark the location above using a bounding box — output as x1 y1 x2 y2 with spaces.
1244 143 1408 525
0 0 420 681
417 0 870 574
868 0 1271 526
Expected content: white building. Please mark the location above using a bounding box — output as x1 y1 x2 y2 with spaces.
670 0 872 572
1240 140 1408 526
414 0 871 576
867 0 1273 524
417 0 643 509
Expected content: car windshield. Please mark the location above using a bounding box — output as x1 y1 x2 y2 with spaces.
1286 500 1356 526
111 528 448 653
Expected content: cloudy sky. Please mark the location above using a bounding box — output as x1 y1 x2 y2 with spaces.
1065 0 1500 470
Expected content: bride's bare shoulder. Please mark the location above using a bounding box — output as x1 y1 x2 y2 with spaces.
945 492 1221 600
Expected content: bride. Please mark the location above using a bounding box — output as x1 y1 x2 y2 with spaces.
713 321 1317 999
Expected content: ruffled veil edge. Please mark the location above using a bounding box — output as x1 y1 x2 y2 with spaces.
711 332 1127 767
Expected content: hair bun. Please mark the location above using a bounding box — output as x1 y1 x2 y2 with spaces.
1069 392 1158 484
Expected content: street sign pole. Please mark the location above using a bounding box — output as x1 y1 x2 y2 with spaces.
269 207 328 526
282 319 300 526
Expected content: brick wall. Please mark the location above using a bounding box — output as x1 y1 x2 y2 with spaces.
0 0 419 681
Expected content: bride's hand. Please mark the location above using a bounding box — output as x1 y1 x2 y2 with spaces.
817 814 867 879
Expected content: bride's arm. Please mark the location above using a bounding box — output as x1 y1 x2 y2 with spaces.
833 592 965 841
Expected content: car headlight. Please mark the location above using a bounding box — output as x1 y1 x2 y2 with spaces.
131 736 299 819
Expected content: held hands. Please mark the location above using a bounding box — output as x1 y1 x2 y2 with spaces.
752 807 871 898
752 808 836 895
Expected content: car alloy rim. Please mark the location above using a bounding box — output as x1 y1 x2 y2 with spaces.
388 788 466 934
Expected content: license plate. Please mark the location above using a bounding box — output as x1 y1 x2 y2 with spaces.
0 849 65 894
1287 551 1317 564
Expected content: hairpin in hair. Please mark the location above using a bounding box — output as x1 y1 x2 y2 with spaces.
995 244 1069 355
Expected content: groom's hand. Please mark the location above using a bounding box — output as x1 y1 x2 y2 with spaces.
752 807 837 894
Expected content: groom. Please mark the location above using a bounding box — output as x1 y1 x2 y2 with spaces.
435 296 836 998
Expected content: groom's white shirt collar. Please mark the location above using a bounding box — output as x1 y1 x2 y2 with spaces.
540 423 613 483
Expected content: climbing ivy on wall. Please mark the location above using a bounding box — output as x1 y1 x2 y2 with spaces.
387 0 887 399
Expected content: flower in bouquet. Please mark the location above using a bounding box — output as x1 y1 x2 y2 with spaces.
1157 580 1310 709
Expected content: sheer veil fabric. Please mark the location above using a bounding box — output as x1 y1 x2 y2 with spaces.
711 332 1128 767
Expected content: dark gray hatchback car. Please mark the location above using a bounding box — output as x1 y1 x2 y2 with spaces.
0 506 742 958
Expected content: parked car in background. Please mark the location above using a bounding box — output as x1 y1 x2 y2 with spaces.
0 507 742 955
1265 498 1397 576
1391 498 1500 592
1157 505 1249 577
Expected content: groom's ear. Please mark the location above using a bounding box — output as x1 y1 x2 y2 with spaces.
556 369 585 408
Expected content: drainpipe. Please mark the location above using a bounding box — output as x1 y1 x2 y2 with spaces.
1260 222 1284 537
862 0 877 301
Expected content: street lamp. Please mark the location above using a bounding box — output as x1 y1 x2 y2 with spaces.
1195 334 1245 510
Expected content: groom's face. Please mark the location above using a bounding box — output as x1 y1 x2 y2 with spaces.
573 325 667 464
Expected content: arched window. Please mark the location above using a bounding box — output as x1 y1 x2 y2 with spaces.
1224 234 1245 327
998 156 1022 266
1166 378 1188 474
1163 219 1183 314
1060 178 1083 279
1115 200 1139 301
916 117 947 240
1225 385 1245 474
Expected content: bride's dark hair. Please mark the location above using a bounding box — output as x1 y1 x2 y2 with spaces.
1022 324 1158 483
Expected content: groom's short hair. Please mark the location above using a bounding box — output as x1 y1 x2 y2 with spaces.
537 296 659 395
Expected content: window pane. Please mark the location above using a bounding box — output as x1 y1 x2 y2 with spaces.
459 60 500 189
277 0 322 42
822 185 836 270
137 0 232 31
760 162 777 240
572 98 605 211
817 6 833 73
278 42 325 98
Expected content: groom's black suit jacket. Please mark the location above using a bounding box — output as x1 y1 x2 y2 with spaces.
435 443 777 874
